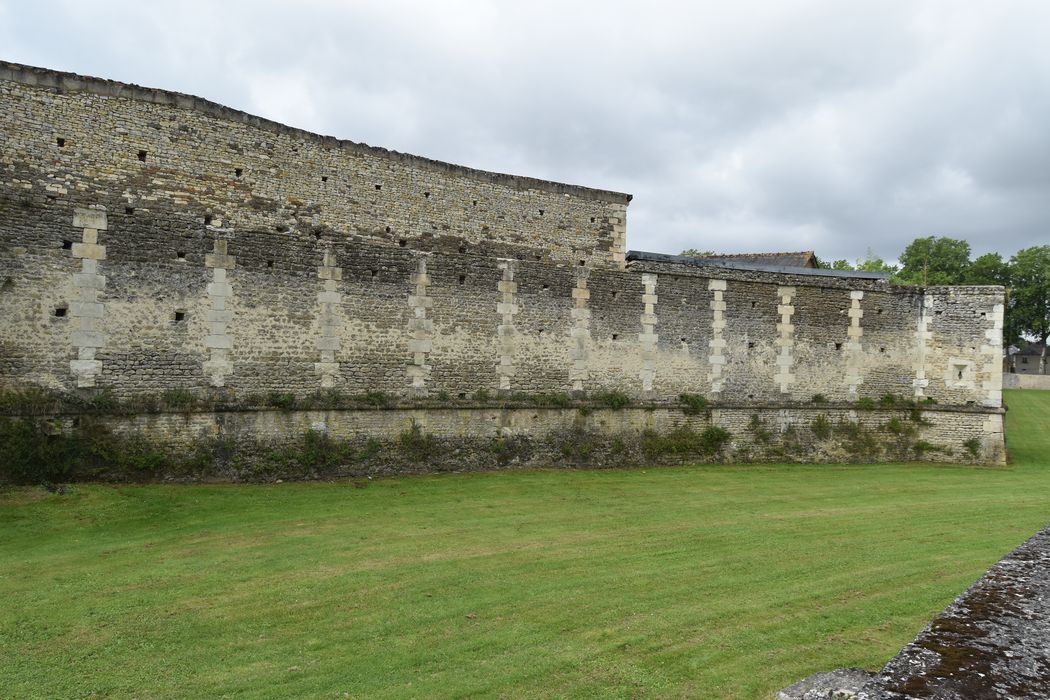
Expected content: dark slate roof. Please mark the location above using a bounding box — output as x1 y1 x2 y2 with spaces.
627 251 892 280
687 251 818 268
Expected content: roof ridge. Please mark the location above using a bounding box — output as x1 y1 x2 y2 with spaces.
696 251 815 258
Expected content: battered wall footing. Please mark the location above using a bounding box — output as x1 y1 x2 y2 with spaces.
0 405 1006 484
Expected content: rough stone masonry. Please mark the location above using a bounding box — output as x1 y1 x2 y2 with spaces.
0 61 1006 465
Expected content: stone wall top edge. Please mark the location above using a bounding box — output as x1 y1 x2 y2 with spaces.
628 254 1007 298
8 403 1004 419
626 258 893 291
0 60 633 206
627 250 892 280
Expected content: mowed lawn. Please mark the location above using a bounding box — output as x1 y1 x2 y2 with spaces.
1 391 1048 699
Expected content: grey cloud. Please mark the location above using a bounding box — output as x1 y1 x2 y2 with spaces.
2 0 1048 263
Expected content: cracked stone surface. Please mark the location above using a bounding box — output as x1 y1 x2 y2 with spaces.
777 668 876 699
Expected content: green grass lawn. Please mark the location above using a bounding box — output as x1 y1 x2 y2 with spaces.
1 390 1048 699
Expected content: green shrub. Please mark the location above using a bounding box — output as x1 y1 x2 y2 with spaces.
678 393 708 415
474 389 491 402
359 391 389 407
487 435 529 466
87 389 120 413
241 393 265 408
879 393 900 407
559 427 598 462
641 426 731 458
748 415 773 444
162 388 199 411
594 391 631 410
856 397 876 409
267 392 296 410
0 417 82 484
529 392 572 408
913 440 937 456
885 417 907 435
834 418 882 459
810 414 831 440
0 386 65 415
908 407 932 425
299 429 358 469
398 422 438 461
963 437 981 458
359 438 382 462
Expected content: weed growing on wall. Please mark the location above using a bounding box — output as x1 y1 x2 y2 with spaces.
527 392 573 408
0 417 83 484
486 435 531 466
359 391 390 407
678 394 708 415
810 414 832 440
879 393 902 407
822 418 882 461
963 437 982 457
594 391 631 410
558 427 599 463
749 415 774 444
641 426 731 459
398 422 439 462
162 388 199 412
267 392 296 410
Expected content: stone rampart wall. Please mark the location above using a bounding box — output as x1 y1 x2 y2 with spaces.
0 62 1007 467
27 403 1004 480
1003 373 1050 390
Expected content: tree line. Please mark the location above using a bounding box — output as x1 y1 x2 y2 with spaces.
681 238 1050 371
818 238 1049 370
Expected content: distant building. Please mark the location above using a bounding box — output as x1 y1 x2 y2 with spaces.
1011 344 1049 375
686 251 819 269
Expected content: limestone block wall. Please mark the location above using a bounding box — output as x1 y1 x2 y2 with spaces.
628 257 1003 408
0 62 630 271
1003 373 1050 390
0 61 1008 467
47 403 1004 472
1 183 1005 410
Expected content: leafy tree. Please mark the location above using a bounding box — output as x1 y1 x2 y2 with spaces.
1007 245 1050 373
855 249 898 274
965 252 1010 286
894 236 971 285
817 249 897 274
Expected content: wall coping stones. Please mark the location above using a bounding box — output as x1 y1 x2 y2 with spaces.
4 400 1004 418
627 250 893 279
0 60 632 206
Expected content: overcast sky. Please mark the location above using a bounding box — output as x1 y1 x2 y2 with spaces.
2 1 1048 262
